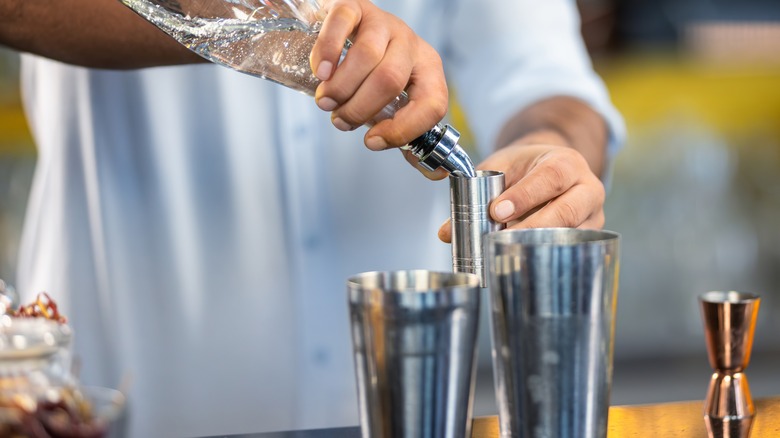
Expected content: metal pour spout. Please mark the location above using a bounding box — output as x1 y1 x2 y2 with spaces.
407 124 476 177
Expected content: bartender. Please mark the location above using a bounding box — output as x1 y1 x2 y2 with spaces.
0 0 623 435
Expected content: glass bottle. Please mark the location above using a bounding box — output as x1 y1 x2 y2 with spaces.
119 0 476 176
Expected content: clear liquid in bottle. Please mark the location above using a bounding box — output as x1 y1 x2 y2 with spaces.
122 0 323 95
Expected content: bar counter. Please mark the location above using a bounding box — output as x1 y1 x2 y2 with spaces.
213 396 780 438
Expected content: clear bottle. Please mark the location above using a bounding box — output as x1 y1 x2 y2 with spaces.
120 0 476 176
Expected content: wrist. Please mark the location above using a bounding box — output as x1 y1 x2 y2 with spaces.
494 97 607 178
509 129 572 149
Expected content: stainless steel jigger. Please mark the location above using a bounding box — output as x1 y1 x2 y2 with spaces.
700 291 761 438
449 170 505 287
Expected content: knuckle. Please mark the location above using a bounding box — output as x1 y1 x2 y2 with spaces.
555 200 581 227
420 43 444 67
513 184 536 211
378 123 408 147
427 96 448 121
320 81 350 103
373 66 408 94
336 105 364 126
544 151 587 189
592 179 606 202
507 184 536 215
540 162 568 193
580 172 606 205
591 212 605 228
389 16 414 38
329 3 360 24
353 39 385 66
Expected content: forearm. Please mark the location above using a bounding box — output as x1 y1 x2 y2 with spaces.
494 96 608 178
0 0 203 69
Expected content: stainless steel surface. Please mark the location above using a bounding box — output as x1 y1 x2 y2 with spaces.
347 270 481 438
450 171 505 287
409 124 476 177
700 291 761 438
485 228 621 438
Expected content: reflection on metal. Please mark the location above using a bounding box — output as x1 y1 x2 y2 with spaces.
449 171 504 287
700 291 761 438
470 397 780 438
347 270 481 438
485 228 621 438
704 373 754 438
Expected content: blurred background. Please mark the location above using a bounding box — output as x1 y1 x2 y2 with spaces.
580 0 780 410
1 0 779 418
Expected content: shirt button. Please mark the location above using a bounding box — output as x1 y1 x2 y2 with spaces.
313 348 329 366
294 126 308 139
302 234 321 249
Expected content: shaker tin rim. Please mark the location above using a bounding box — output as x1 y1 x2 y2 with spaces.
699 290 760 304
347 270 480 294
486 227 620 247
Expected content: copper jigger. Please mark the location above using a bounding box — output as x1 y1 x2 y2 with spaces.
699 291 761 438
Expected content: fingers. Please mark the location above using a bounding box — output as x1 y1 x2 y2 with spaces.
326 32 413 133
481 144 605 231
578 209 606 230
311 0 448 149
489 149 581 223
505 182 605 230
439 180 604 246
310 0 361 82
365 47 447 149
441 176 604 242
440 142 606 246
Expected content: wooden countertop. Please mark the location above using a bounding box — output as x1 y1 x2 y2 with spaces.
217 397 780 437
471 397 780 437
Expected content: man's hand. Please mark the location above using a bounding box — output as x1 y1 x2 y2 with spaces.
438 97 609 242
438 139 605 243
310 0 448 152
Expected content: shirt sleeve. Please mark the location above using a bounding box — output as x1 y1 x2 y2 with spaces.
441 0 626 174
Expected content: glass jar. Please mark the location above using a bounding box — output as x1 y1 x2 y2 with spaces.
0 315 89 437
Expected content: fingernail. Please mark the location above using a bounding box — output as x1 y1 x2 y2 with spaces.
316 60 333 81
332 117 355 131
494 200 515 221
317 97 338 111
365 136 388 151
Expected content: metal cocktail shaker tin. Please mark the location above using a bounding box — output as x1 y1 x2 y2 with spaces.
449 170 505 287
347 270 481 438
486 228 621 438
